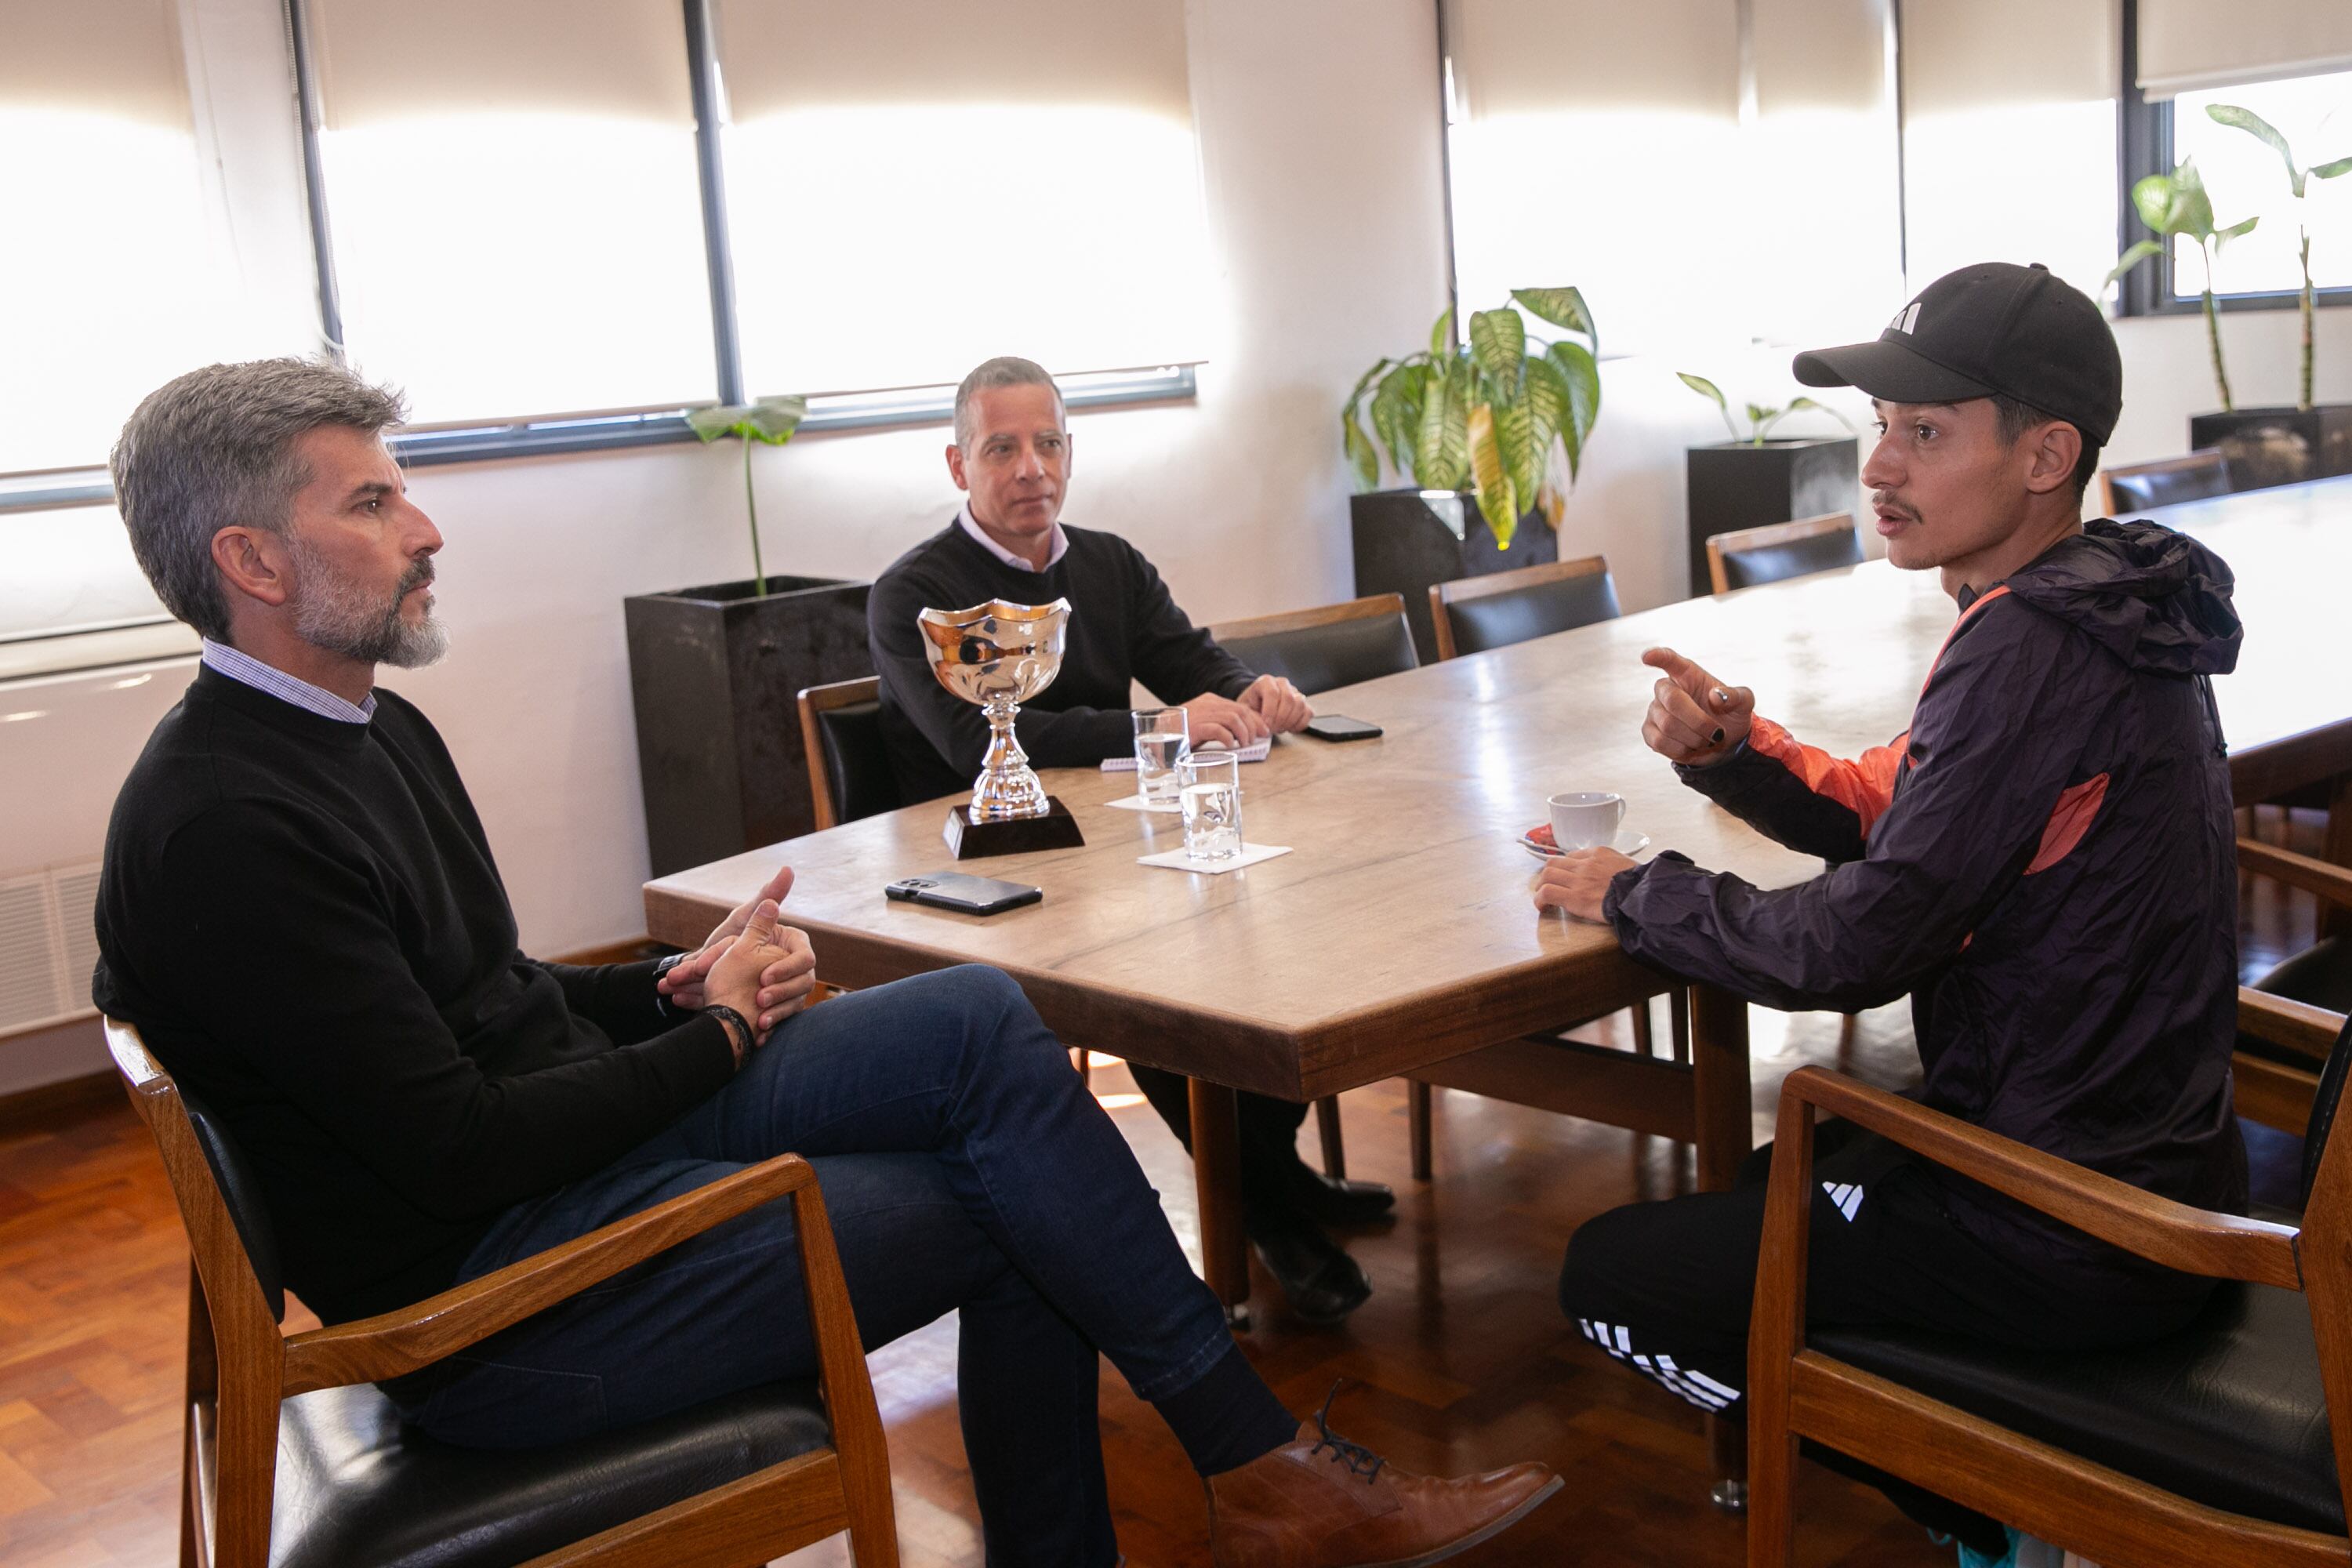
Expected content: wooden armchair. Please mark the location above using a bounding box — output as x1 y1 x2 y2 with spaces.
110 1018 898 1568
1745 994 2352 1567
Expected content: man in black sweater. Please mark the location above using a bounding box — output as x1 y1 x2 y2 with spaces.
92 359 1557 1568
869 357 1396 1326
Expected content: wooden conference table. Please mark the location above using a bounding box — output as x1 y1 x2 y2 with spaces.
646 474 2352 1323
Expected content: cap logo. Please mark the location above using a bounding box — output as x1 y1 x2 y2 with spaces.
1886 302 1922 336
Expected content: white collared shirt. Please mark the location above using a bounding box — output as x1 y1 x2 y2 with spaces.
958 503 1069 572
201 638 377 724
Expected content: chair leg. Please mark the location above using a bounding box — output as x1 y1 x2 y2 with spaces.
1630 1000 1654 1055
1836 1012 1858 1071
1073 1047 1091 1086
1408 1080 1434 1181
1314 1096 1346 1179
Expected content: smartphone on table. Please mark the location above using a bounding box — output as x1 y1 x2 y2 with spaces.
884 872 1044 916
1304 714 1383 742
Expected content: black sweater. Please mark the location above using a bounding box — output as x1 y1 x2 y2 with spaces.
869 518 1256 802
92 666 738 1324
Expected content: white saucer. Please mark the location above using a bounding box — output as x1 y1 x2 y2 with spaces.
1520 828 1650 861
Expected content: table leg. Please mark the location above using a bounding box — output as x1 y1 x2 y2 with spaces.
1688 983 1754 1192
1690 982 1755 1509
1188 1078 1250 1328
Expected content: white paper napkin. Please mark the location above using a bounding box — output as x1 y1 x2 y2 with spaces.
1102 735 1272 770
1136 842 1293 874
1105 793 1181 813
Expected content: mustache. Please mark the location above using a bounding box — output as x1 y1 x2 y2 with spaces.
398 557 436 594
1871 490 1918 521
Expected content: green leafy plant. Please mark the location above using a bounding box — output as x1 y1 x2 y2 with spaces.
688 394 808 597
1342 288 1602 549
1675 373 1856 445
2107 158 2258 411
2207 103 2352 411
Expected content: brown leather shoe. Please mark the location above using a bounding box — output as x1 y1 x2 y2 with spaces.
1205 1397 1560 1567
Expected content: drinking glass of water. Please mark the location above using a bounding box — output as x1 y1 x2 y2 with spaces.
1178 750 1243 861
1133 708 1190 808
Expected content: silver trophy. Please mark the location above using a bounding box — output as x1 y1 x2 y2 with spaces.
919 597 1087 857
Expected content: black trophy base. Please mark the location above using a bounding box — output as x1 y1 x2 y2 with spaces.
944 797 1087 858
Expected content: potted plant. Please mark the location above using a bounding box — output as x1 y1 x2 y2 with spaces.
2185 107 2352 486
1675 373 1861 597
1341 289 1602 661
622 396 876 875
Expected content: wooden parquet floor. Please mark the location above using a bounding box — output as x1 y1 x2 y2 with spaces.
1 812 2320 1566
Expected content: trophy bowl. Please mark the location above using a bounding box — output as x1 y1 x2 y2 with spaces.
918 598 1087 857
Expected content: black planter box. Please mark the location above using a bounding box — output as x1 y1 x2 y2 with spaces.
1684 437 1860 598
2188 405 2352 492
624 575 873 877
1349 488 1555 663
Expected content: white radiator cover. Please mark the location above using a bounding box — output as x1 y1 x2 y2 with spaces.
0 862 102 1033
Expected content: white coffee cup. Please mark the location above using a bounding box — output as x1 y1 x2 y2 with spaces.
1548 791 1625 851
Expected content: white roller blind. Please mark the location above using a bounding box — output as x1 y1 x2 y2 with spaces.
307 0 717 423
1446 0 1899 357
0 0 316 474
1747 0 1904 347
2140 0 2352 100
1447 0 1741 357
716 0 1211 396
1900 0 2120 302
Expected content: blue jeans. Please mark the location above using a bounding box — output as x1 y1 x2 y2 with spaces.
409 965 1236 1566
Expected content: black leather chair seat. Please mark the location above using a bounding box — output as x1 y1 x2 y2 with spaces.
1218 615 1417 697
1719 528 1864 591
1446 573 1620 656
1813 1279 2339 1534
270 1377 831 1568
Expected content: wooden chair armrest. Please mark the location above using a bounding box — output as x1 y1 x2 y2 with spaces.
2240 985 2345 1066
281 1152 820 1395
1773 1067 2303 1290
2239 837 2352 911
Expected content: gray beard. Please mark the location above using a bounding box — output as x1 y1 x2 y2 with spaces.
289 540 448 669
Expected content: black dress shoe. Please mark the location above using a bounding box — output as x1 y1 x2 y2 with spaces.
1287 1165 1396 1228
1250 1220 1372 1325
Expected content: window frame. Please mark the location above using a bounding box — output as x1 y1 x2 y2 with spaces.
2115 0 2352 320
0 0 1197 501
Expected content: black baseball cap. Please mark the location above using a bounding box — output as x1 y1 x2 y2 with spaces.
1791 262 2122 447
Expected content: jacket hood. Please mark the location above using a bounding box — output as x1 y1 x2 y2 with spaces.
1999 518 2241 676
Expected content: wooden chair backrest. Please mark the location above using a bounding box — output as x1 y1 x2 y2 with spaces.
797 675 887 832
1427 555 1617 661
1704 513 1861 596
1206 591 1408 645
1207 593 1418 697
2100 450 2233 517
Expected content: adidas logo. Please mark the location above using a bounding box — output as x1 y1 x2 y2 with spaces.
1886 302 1922 335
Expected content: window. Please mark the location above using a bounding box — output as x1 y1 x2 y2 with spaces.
304 0 719 423
2160 73 2352 301
2121 0 2352 312
1443 0 1903 360
711 0 1212 397
0 0 320 475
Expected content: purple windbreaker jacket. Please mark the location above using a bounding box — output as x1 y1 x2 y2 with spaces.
1604 519 2247 1282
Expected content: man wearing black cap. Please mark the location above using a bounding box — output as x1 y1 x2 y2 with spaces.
1541 263 2245 1562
